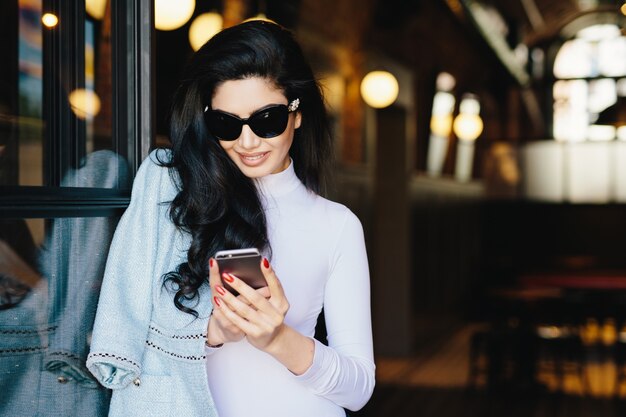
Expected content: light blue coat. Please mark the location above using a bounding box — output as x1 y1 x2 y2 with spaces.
1 150 128 416
87 150 219 417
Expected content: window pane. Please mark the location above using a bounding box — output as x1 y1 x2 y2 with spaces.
553 80 589 142
0 215 119 415
0 0 129 189
553 38 593 79
598 36 626 77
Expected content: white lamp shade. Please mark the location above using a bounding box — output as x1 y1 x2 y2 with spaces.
189 12 223 51
155 0 195 31
453 113 483 141
430 114 453 137
360 71 399 108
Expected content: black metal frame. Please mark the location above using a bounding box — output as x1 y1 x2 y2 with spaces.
0 0 154 219
112 0 154 179
0 187 129 218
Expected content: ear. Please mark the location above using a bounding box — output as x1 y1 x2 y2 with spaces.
294 111 302 129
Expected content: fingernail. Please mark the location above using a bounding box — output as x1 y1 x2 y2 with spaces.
215 285 226 296
209 258 214 268
223 273 234 283
263 258 270 269
213 296 221 307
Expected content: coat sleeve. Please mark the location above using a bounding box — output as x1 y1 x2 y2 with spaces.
86 150 176 389
294 211 376 411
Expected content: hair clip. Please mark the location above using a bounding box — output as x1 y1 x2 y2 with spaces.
288 98 300 112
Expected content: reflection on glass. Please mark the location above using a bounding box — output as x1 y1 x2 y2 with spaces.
17 0 44 186
0 149 129 415
0 214 119 415
1 139 130 414
0 0 123 188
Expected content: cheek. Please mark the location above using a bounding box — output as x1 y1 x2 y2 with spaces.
218 141 233 153
278 136 294 154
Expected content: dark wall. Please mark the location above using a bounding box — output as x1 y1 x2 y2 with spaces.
482 202 626 282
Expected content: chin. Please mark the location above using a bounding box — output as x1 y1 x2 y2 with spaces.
236 164 276 179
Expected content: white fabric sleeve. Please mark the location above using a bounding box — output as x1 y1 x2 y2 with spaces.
294 211 375 411
86 151 171 389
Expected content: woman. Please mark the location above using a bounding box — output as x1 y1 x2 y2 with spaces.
87 20 374 417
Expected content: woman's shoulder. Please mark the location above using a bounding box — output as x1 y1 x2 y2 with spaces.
126 149 179 203
144 148 173 172
308 192 362 229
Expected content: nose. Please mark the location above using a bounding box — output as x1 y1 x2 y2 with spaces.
237 125 262 150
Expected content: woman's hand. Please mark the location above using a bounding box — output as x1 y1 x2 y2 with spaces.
206 258 246 346
213 258 314 375
212 257 290 352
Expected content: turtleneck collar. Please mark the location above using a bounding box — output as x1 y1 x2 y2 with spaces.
254 159 302 198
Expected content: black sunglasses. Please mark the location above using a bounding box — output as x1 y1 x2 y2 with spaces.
204 99 300 141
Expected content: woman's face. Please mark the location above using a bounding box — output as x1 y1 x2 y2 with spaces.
211 77 301 178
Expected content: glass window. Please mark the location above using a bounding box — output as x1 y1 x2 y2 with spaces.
552 24 626 142
0 0 130 189
0 0 152 414
0 215 119 415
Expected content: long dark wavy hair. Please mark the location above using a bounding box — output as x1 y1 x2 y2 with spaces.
159 20 333 316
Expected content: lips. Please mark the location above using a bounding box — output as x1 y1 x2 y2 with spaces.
237 151 269 167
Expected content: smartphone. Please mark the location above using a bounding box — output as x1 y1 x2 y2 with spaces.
214 248 267 293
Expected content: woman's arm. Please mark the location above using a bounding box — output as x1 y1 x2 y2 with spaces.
292 212 375 411
211 211 375 411
86 150 174 389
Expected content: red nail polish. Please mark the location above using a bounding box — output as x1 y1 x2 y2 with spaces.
263 258 270 269
223 273 234 283
213 296 221 307
215 285 225 296
209 258 214 268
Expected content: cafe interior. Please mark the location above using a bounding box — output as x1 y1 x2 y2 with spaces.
2 0 626 416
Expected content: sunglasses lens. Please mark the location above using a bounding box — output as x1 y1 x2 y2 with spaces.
206 112 242 141
249 106 289 138
205 104 291 141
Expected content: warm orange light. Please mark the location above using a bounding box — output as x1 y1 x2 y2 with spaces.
86 0 107 20
188 12 223 51
42 13 59 28
430 114 453 137
453 113 483 141
244 13 275 23
155 0 195 31
453 96 483 141
360 71 399 108
621 3 626 16
69 89 101 119
430 91 455 137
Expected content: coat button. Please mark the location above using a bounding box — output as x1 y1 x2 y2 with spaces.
133 377 141 387
57 376 69 384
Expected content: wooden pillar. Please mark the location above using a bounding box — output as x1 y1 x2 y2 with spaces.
372 105 413 355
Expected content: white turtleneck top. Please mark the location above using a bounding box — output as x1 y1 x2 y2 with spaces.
204 161 375 417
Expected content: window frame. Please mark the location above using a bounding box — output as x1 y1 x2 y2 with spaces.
0 0 154 219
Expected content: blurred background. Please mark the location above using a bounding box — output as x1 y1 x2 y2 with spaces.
2 0 626 416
